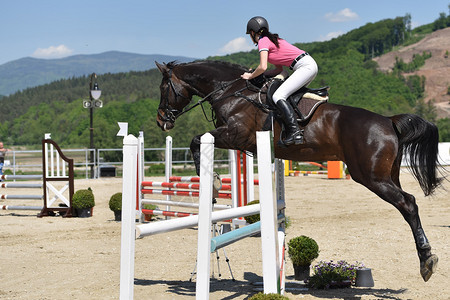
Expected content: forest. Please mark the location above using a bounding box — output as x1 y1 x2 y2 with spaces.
0 12 449 149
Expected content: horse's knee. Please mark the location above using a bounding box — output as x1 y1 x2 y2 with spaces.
190 135 201 152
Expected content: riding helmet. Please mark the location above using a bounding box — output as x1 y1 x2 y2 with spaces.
246 16 269 34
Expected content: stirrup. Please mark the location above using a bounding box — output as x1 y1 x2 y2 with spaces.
279 130 304 147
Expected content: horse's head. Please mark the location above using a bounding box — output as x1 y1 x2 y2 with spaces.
155 61 194 131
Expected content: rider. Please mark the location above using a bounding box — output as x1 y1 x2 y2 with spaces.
241 16 318 145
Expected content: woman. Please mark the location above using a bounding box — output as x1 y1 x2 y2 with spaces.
241 16 318 145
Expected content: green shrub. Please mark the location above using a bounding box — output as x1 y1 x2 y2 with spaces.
249 292 290 300
244 200 260 224
72 188 95 209
287 235 319 266
109 192 122 211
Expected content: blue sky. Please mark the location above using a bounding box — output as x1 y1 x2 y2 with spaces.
1 1 449 65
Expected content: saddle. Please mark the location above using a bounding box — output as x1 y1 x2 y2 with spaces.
266 79 329 122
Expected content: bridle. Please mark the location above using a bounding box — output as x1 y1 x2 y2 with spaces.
157 70 194 124
158 69 242 124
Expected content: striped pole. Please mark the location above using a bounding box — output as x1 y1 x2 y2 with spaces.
141 188 231 199
2 205 43 211
169 176 259 186
142 208 196 218
142 199 230 210
142 181 232 191
1 195 43 200
0 175 42 180
1 183 43 189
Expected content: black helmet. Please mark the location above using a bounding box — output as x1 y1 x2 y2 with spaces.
246 16 269 34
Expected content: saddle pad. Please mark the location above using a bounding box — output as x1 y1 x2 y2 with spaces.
295 96 328 122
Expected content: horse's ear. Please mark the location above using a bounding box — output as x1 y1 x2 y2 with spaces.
155 61 168 75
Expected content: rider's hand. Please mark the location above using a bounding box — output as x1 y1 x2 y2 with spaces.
241 72 252 80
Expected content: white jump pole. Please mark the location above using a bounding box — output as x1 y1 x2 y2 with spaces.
195 133 215 300
137 131 144 221
120 133 138 300
165 136 173 217
136 202 260 238
257 131 282 295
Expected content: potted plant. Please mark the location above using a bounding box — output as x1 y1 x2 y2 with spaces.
307 260 366 289
109 192 122 221
72 188 95 218
142 203 158 221
287 235 319 281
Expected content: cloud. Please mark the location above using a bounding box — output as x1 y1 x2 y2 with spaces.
32 44 73 59
217 37 254 55
318 31 345 41
325 8 359 22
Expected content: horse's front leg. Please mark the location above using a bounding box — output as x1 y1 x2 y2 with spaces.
190 126 252 176
189 134 202 176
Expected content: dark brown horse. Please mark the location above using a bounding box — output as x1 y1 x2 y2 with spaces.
155 60 442 281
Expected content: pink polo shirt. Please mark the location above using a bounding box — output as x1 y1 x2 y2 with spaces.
258 36 304 67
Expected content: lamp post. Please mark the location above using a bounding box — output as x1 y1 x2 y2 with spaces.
83 73 102 178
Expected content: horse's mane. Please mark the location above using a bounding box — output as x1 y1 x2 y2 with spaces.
166 60 248 73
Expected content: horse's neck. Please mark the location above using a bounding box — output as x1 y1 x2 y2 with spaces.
179 64 243 95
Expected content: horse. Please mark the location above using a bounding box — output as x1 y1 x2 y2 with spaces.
155 60 443 282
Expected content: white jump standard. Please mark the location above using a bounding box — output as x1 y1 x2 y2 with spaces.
119 128 286 299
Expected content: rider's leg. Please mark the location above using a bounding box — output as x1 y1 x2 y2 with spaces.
276 100 304 145
273 55 318 145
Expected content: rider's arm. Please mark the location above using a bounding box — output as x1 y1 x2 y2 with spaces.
241 50 269 80
264 65 283 77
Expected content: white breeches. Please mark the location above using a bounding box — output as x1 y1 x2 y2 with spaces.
272 55 318 103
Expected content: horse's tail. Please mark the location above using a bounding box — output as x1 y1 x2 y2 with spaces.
391 114 442 196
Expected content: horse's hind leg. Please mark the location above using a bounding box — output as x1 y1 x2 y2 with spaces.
364 178 438 281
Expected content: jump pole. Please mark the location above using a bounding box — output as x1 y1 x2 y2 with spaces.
257 131 285 295
119 133 138 300
136 202 259 237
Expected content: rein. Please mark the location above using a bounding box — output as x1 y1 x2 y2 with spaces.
174 77 242 119
160 70 273 127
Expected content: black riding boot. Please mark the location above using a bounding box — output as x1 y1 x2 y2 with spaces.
276 100 304 145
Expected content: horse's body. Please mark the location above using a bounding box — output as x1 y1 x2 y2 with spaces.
156 60 442 281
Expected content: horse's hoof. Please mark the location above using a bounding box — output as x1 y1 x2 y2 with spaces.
420 254 438 282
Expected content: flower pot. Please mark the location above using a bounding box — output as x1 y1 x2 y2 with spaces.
114 210 121 221
355 268 374 287
76 208 92 218
293 264 310 281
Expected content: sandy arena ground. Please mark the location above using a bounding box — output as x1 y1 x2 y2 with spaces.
0 168 448 300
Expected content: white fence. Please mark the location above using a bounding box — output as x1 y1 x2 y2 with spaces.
5 142 449 179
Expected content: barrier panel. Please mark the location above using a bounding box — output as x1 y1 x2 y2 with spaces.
0 133 74 217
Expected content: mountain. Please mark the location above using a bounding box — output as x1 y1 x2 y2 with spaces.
373 27 450 118
0 51 197 96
